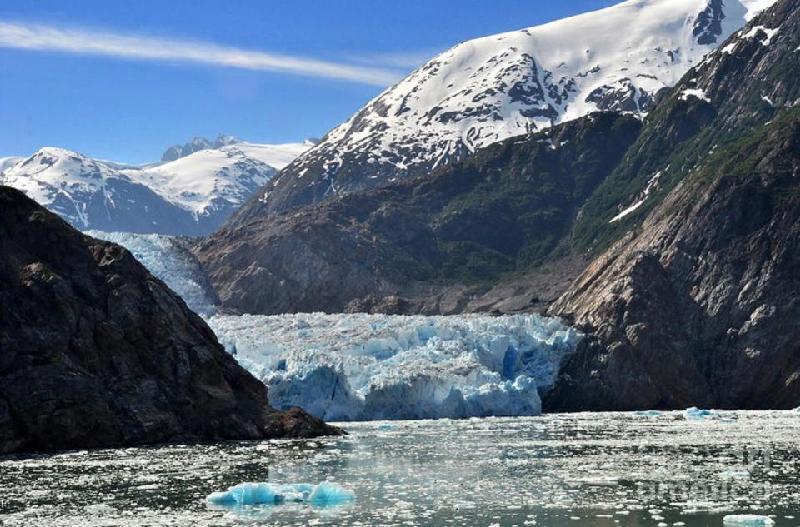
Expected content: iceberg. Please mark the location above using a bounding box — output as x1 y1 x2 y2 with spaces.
208 312 581 421
206 482 353 507
723 515 775 526
86 230 218 315
684 407 720 420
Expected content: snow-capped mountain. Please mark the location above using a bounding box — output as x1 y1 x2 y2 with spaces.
231 0 777 222
0 139 311 235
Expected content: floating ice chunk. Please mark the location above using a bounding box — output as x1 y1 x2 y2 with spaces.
307 482 356 506
206 482 351 507
723 515 775 526
684 407 719 420
377 423 398 431
634 410 663 417
721 470 751 480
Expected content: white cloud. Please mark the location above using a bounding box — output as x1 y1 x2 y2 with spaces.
0 21 404 86
346 49 441 71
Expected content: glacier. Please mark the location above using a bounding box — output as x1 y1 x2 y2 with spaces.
207 313 581 421
86 230 218 316
83 231 582 422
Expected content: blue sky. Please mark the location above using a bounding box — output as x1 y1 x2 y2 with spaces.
0 0 619 164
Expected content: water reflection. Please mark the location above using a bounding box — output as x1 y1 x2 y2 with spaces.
0 411 798 526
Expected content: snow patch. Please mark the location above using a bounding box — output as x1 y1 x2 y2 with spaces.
743 25 780 45
610 171 662 223
680 88 711 103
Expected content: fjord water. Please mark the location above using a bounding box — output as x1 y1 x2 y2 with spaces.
1 412 797 526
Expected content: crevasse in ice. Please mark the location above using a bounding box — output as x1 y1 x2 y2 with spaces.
208 312 581 421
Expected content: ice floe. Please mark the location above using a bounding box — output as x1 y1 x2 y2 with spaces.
207 482 354 507
684 407 720 420
723 515 775 526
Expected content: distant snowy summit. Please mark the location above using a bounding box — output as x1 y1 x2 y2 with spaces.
160 134 242 162
0 138 312 235
231 0 778 222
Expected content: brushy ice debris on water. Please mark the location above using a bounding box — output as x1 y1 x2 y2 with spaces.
86 230 218 315
634 410 663 417
723 515 775 526
208 313 581 421
206 482 354 507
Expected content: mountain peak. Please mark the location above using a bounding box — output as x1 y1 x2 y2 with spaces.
160 134 242 162
226 0 778 226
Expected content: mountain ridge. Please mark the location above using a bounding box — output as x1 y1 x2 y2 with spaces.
0 140 310 235
544 0 800 411
225 0 777 226
0 185 339 454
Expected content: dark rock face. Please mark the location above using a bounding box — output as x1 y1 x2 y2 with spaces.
693 0 726 45
195 114 641 315
546 110 800 411
0 187 339 454
544 0 800 411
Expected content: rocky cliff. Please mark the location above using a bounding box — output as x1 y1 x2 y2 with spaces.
544 0 800 410
546 108 800 410
195 113 641 315
0 186 338 454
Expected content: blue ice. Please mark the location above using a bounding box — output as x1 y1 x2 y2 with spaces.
684 407 719 420
723 514 775 526
207 482 353 507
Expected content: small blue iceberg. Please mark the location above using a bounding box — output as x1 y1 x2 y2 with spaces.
684 406 719 420
723 514 775 526
207 482 354 507
377 423 398 431
633 410 663 417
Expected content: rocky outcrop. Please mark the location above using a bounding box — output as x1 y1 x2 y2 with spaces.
195 114 640 315
0 187 339 455
546 109 800 411
544 0 800 411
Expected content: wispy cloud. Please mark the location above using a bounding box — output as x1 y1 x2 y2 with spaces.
346 50 441 71
0 21 404 86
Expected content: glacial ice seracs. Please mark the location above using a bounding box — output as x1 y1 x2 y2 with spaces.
208 312 581 421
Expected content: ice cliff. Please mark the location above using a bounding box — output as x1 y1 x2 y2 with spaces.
208 313 581 421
